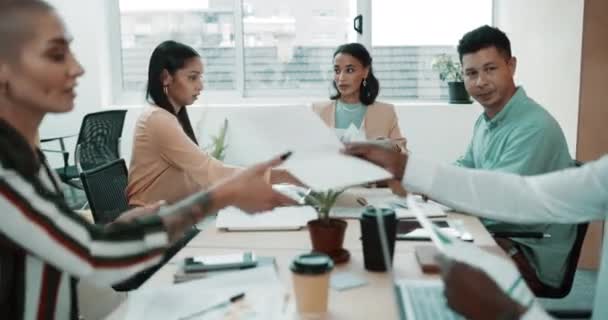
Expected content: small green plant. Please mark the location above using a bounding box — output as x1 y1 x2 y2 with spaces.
304 189 345 224
431 54 463 82
205 118 229 161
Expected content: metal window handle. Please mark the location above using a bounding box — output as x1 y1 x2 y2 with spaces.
354 14 363 34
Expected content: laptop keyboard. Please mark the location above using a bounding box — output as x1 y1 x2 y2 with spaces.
398 281 464 320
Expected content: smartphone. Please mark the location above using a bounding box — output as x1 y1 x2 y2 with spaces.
183 252 257 273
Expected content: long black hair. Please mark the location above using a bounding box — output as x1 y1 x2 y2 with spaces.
146 40 200 145
330 43 379 105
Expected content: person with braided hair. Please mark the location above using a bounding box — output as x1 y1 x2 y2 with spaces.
0 1 296 319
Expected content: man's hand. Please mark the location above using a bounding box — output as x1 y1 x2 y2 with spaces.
342 142 408 180
437 255 528 320
214 151 298 212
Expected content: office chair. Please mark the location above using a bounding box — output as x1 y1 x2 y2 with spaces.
79 158 198 291
41 110 127 189
80 158 130 225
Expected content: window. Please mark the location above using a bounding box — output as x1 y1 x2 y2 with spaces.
115 0 492 102
119 0 237 93
371 0 492 100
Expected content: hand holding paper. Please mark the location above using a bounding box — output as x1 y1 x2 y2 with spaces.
407 196 534 318
225 106 392 190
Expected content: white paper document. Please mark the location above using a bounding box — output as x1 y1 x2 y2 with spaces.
365 194 449 218
215 205 317 231
407 196 535 307
225 106 392 190
125 266 285 320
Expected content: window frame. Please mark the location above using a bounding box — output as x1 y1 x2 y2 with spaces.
108 0 495 106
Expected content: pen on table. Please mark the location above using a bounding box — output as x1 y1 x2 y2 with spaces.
179 292 246 320
356 197 368 207
490 232 551 239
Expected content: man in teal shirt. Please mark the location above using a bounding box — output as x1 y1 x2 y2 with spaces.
454 25 576 293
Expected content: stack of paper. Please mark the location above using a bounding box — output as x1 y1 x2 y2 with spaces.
215 206 318 231
225 105 392 190
126 266 285 320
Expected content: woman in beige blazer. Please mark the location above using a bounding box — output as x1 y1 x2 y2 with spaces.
127 41 239 206
312 43 406 152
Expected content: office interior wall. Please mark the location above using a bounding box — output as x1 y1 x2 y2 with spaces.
575 0 608 270
494 0 584 156
40 0 112 166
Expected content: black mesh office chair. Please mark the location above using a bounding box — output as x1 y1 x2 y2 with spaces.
80 158 130 225
42 110 127 189
79 158 198 291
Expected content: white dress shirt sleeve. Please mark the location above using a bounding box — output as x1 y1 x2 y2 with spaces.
403 155 608 224
520 303 554 320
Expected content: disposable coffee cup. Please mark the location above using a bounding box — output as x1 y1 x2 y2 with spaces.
290 253 334 313
360 207 397 271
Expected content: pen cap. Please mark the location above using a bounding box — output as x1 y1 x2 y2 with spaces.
290 253 334 275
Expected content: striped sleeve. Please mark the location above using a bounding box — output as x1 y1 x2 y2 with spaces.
0 168 169 286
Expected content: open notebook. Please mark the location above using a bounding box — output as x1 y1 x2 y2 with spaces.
215 206 317 231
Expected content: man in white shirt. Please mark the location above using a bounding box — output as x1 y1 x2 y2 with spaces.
343 143 607 320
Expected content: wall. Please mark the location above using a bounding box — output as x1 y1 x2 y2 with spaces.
120 103 482 168
575 0 608 270
494 0 584 155
40 0 113 166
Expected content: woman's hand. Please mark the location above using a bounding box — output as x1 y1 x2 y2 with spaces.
108 201 165 226
214 152 299 212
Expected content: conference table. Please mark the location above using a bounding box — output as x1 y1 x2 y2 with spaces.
106 188 502 320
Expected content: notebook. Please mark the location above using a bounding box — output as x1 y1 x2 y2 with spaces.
215 206 317 231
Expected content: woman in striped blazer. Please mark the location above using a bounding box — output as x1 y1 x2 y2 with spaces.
0 1 294 319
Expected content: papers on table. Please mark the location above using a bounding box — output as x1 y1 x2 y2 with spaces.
225 105 392 190
406 196 535 307
365 194 450 218
125 266 285 320
216 206 317 231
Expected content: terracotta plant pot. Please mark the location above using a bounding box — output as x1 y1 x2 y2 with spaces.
307 218 350 264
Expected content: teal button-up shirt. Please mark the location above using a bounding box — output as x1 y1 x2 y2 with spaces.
455 87 576 287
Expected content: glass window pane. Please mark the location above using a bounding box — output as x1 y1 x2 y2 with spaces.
119 0 236 92
242 0 357 93
372 0 492 101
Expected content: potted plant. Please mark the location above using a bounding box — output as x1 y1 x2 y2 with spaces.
205 118 229 160
431 54 472 104
304 189 350 264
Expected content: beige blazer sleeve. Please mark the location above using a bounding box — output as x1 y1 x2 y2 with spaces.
148 111 239 188
364 102 407 151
